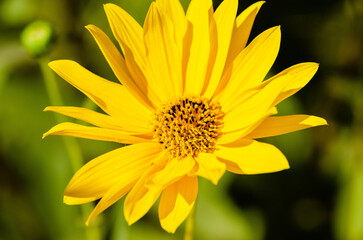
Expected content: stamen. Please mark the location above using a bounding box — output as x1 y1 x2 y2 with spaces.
153 97 224 159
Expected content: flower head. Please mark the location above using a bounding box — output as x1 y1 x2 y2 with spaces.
43 0 327 233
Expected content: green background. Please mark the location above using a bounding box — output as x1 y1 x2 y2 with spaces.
0 0 362 239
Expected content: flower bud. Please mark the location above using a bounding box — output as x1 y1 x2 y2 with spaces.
21 20 54 58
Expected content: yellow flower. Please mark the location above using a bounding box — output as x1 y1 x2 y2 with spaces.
43 0 327 233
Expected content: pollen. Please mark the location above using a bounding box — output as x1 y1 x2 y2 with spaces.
153 97 224 159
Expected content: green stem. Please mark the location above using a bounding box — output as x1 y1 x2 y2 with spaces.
39 57 101 240
110 199 129 240
184 205 196 240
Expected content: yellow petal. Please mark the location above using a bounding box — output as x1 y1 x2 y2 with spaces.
86 180 136 225
203 0 238 99
86 24 154 109
218 107 277 144
64 143 162 199
222 70 288 133
124 157 168 225
103 3 145 68
196 153 225 185
42 122 152 144
159 175 198 233
147 156 195 188
246 115 327 139
103 4 162 107
156 0 186 53
143 2 182 100
184 0 215 95
217 140 289 174
63 196 99 205
225 1 265 68
44 106 124 130
215 26 281 106
216 158 244 174
48 60 152 131
261 62 320 106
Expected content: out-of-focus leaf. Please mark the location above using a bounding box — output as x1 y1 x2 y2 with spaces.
0 0 36 26
195 175 264 240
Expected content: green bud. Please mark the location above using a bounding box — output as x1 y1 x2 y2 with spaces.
21 20 54 58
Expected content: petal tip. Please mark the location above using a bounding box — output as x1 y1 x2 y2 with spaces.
85 219 91 226
306 62 319 70
48 61 56 69
103 3 111 13
320 118 328 126
284 165 290 171
125 216 136 226
48 59 69 70
211 180 219 185
161 224 177 234
103 3 117 12
267 25 281 37
124 208 134 226
63 196 74 205
85 24 93 30
255 1 266 8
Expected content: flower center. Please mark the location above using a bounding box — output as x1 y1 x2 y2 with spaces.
153 97 224 159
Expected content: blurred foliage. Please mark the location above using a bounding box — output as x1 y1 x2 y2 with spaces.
0 0 362 239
